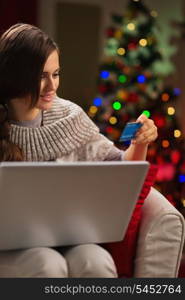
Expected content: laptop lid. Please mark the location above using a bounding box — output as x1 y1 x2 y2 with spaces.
0 161 149 250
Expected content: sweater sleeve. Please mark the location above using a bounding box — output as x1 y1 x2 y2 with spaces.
81 133 125 161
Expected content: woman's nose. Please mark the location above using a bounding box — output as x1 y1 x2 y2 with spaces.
46 78 55 91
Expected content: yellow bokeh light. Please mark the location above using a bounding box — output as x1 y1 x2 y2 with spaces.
174 130 181 138
127 23 135 31
89 106 98 114
109 116 117 125
115 30 122 39
139 39 147 47
117 47 126 55
167 107 175 115
162 140 170 148
150 10 158 17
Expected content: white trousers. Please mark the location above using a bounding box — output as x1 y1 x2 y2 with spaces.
0 244 117 278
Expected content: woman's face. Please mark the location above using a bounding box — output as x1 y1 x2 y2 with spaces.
36 49 60 111
8 49 60 121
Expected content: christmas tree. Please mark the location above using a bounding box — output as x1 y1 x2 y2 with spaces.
87 0 185 212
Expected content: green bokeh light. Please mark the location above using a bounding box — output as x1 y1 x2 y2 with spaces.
142 110 151 118
113 101 122 110
118 74 127 83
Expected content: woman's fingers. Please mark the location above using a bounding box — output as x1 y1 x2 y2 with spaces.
132 116 158 145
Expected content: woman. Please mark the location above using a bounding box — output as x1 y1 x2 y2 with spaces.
0 24 157 277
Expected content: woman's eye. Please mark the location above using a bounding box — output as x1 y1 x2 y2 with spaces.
41 72 60 79
53 72 60 77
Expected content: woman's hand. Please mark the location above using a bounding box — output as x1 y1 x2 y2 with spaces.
131 114 158 145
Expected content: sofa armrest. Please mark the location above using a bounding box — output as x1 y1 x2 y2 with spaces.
134 187 185 277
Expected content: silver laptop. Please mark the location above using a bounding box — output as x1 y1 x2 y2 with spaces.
0 161 149 250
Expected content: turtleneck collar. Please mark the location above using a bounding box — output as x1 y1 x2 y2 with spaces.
10 96 99 161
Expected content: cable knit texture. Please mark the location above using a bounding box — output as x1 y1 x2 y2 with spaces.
9 96 123 162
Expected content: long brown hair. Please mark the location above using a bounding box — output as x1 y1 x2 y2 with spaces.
0 23 58 161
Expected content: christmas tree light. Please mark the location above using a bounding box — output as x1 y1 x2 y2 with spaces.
93 97 102 107
113 101 122 110
142 110 150 117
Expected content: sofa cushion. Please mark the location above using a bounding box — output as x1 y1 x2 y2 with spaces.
101 164 158 278
134 188 184 277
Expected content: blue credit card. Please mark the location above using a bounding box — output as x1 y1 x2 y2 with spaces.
119 122 143 142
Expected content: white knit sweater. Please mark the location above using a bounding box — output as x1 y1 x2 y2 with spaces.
10 96 124 162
